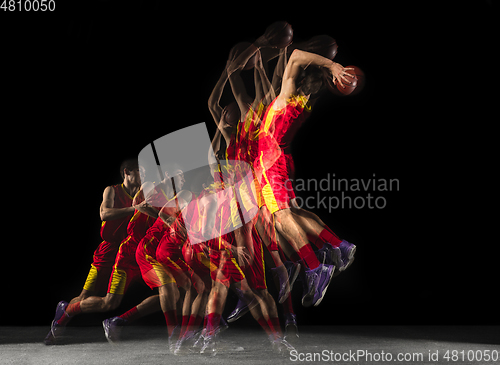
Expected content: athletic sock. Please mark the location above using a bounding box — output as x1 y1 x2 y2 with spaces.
206 313 221 335
185 314 200 335
195 315 203 327
118 306 140 323
313 228 342 249
164 310 178 337
56 302 81 326
179 315 190 337
268 317 282 337
257 316 273 337
297 245 320 270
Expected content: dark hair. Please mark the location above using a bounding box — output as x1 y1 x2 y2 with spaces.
119 158 139 179
297 66 325 97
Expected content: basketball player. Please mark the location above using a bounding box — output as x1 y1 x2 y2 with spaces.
196 173 294 356
100 177 177 343
226 34 356 308
209 42 296 305
44 159 145 345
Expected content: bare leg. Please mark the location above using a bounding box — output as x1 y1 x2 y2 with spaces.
135 294 161 317
274 208 310 252
290 206 327 243
69 289 93 304
80 293 123 313
159 283 180 337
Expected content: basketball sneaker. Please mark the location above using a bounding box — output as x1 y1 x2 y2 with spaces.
168 326 181 353
339 240 356 270
200 331 218 356
226 298 249 323
227 293 259 323
317 243 344 273
284 312 299 343
102 316 126 343
270 264 291 304
301 266 320 307
312 264 335 306
43 301 68 345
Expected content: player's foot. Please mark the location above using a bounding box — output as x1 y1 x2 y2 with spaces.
301 266 320 307
43 301 68 345
227 299 250 323
284 260 301 291
313 264 335 306
200 331 218 356
168 326 181 353
174 330 197 355
192 328 206 349
270 264 291 304
284 313 299 343
102 317 127 343
270 336 296 356
339 240 356 270
318 243 344 272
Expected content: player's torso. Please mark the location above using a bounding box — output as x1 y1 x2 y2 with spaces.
100 184 134 243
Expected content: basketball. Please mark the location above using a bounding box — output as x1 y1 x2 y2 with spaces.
325 65 365 96
264 21 293 48
229 42 259 70
222 102 241 126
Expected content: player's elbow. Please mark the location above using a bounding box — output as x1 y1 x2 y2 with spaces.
100 208 111 221
289 49 303 64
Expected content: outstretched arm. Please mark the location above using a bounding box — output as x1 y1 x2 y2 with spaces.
280 49 354 101
208 66 229 126
271 48 288 95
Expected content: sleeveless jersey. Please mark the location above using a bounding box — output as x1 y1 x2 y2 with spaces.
100 184 134 243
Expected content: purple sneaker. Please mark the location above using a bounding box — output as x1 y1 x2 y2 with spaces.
43 301 68 345
339 240 356 270
301 266 320 307
284 313 299 343
284 261 301 291
226 292 259 323
318 243 344 273
226 299 249 323
312 264 335 306
103 316 127 343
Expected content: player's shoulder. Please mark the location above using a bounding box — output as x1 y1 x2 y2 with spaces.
103 185 117 197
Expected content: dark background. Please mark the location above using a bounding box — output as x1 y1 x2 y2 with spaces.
2 1 495 327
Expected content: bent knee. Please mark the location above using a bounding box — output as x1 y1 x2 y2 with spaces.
103 295 122 311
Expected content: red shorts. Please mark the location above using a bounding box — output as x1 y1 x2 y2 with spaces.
156 235 192 289
83 240 120 293
242 228 267 290
136 232 176 289
208 234 245 287
259 151 294 215
183 243 212 290
107 235 142 295
284 153 296 200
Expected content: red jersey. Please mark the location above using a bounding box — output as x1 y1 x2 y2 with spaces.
262 95 311 154
126 185 169 242
100 184 134 243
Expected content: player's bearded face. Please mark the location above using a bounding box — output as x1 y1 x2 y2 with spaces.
129 168 142 186
173 170 185 190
